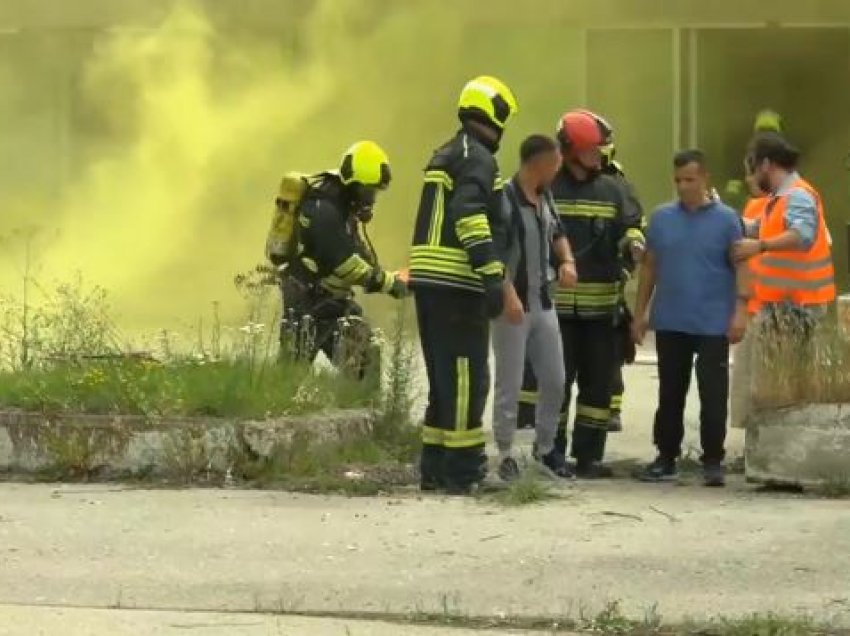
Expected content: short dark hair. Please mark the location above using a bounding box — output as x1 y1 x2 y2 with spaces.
520 134 558 164
748 131 800 170
673 148 707 170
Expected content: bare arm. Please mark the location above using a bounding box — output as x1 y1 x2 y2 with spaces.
634 249 657 319
761 229 804 252
736 260 753 301
552 236 574 264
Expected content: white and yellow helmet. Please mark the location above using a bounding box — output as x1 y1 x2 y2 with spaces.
457 75 519 130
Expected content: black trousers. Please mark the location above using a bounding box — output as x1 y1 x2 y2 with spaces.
653 331 729 463
554 318 615 464
610 339 625 415
414 287 489 489
280 276 377 380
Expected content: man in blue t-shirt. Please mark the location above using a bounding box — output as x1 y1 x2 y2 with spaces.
631 149 749 487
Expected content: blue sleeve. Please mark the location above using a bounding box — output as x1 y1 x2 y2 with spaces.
728 210 743 243
784 188 817 250
646 211 661 252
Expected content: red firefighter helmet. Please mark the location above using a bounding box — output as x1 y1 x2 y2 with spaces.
556 110 612 151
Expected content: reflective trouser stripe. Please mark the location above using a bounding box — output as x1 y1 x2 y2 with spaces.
421 426 485 449
456 357 469 431
576 403 611 429
519 390 539 405
422 425 444 446
610 394 623 410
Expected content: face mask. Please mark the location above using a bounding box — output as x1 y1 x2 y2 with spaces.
348 184 377 223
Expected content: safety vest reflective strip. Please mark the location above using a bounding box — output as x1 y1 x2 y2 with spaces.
742 196 769 315
751 178 836 306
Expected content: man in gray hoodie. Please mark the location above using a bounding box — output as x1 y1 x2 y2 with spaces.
492 134 578 481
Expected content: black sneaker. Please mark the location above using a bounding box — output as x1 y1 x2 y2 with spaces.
420 481 439 492
703 462 726 488
608 412 623 433
635 457 678 482
575 461 614 479
443 482 475 496
539 450 575 479
497 456 521 482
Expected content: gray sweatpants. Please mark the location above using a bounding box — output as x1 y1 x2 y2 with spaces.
492 305 565 456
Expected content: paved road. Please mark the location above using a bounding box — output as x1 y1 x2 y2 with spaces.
0 605 541 636
1 366 847 634
1 478 848 632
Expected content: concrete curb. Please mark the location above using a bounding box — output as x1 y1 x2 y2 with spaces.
0 408 373 479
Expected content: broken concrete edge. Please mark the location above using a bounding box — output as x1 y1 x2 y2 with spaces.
744 402 850 489
0 407 376 482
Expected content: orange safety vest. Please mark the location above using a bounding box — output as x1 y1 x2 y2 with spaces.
742 196 769 315
751 177 836 306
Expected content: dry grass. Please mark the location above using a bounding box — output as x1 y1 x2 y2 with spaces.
751 308 850 409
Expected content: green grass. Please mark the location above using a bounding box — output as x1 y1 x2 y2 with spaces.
256 602 847 635
0 264 422 491
0 356 374 419
480 463 560 507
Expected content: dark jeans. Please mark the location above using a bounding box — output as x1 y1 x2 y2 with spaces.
653 331 729 464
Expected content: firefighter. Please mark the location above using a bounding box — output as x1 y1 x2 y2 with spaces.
408 75 519 494
724 108 784 211
599 139 645 433
551 109 643 478
517 118 645 436
278 141 407 379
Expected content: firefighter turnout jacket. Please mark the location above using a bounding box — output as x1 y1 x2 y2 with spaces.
291 173 395 298
552 168 644 319
409 127 505 292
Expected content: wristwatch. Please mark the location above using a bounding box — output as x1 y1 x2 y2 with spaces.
758 239 768 253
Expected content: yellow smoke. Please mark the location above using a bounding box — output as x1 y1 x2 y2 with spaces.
14 3 340 327
0 0 586 330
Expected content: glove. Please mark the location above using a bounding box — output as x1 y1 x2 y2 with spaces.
482 275 504 319
388 275 408 299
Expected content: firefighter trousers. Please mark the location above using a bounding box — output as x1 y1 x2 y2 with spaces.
414 287 489 490
610 337 625 415
520 335 625 427
280 276 379 381
554 317 616 465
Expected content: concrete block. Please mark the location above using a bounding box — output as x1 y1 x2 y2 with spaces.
0 409 374 479
745 403 850 487
839 294 850 337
